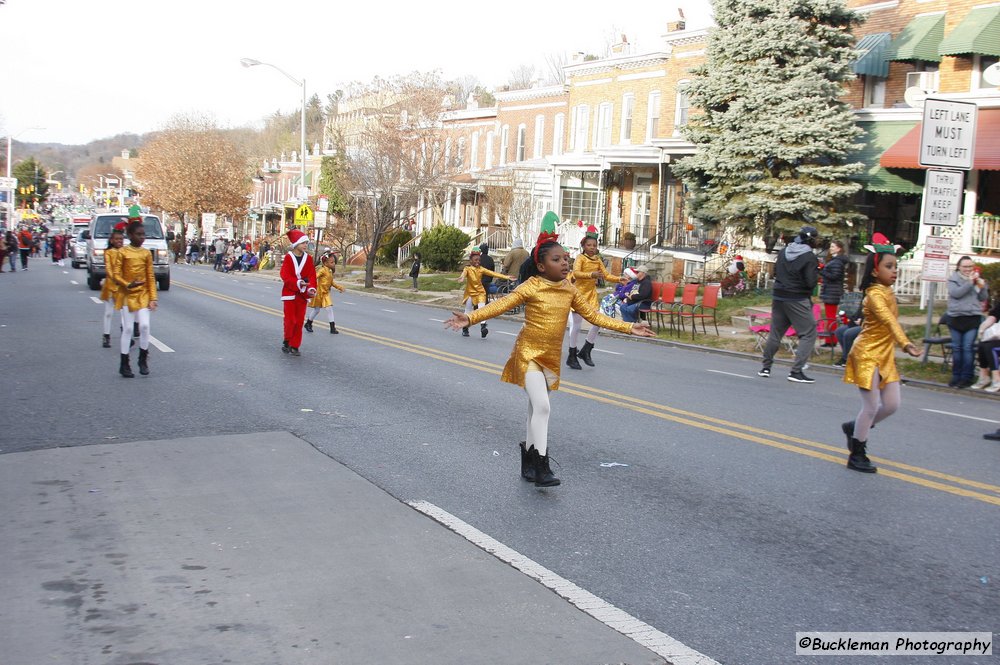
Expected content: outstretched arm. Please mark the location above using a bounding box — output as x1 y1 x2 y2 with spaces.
572 291 655 337
445 286 529 330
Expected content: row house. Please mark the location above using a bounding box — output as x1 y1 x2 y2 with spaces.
844 0 999 260
247 146 324 239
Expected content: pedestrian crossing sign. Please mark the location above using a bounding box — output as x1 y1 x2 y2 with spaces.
294 204 314 225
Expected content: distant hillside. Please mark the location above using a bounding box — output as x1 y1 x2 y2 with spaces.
1 133 147 184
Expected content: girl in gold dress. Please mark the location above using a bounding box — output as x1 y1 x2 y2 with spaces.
99 223 126 348
842 233 920 473
304 253 346 334
566 224 626 369
111 219 158 378
445 213 654 486
457 248 513 338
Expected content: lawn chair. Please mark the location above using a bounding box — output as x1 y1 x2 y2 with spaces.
640 282 678 333
677 284 721 339
748 311 797 353
922 313 952 370
672 284 700 337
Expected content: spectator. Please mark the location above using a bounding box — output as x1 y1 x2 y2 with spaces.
819 240 847 347
242 253 259 271
971 299 1000 392
833 311 863 368
17 226 33 271
758 226 820 383
502 237 529 279
214 237 227 271
619 265 653 323
946 256 988 388
409 251 421 291
188 238 200 264
5 230 17 272
478 243 497 295
0 231 6 273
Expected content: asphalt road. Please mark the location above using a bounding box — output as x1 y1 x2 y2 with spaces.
3 260 998 664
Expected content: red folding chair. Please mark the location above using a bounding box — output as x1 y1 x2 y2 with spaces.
673 284 701 336
678 284 720 339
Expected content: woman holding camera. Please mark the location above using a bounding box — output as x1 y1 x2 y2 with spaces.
946 256 989 388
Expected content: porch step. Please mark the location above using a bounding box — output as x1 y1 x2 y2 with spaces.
744 305 772 318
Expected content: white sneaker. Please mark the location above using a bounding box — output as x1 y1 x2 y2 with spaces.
985 382 1000 393
972 377 991 390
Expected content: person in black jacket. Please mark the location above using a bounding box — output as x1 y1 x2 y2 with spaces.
759 226 820 383
478 243 496 296
619 265 653 322
819 240 847 347
409 252 421 291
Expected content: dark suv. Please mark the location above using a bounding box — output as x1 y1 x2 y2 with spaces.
86 213 171 291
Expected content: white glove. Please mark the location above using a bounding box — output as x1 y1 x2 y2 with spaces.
306 287 317 297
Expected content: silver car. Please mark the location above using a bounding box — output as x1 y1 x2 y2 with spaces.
70 229 89 268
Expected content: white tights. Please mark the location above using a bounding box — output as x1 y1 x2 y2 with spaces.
568 312 600 348
524 370 551 456
853 368 901 442
120 308 151 354
464 298 485 324
103 300 120 335
309 306 335 323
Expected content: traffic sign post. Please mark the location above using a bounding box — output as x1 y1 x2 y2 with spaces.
294 203 313 226
921 235 953 363
920 169 964 227
919 98 977 170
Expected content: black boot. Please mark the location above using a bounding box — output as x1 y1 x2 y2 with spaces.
841 421 855 450
847 438 877 473
102 334 111 348
330 322 338 334
481 323 489 338
119 353 134 378
282 340 290 353
566 347 582 370
138 348 149 375
304 319 314 333
462 327 470 337
579 341 596 367
289 347 301 356
519 442 537 482
533 452 561 487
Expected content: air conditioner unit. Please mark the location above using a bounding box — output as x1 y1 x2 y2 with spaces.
905 70 939 93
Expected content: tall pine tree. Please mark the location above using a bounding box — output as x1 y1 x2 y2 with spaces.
674 0 865 243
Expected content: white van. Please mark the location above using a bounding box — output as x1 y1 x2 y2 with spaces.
86 213 171 291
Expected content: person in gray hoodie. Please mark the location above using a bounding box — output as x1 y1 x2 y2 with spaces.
946 255 989 388
759 226 820 383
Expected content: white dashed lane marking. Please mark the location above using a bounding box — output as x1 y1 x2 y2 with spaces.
707 369 752 379
921 408 1000 424
70 280 79 285
408 501 720 665
148 336 175 353
381 309 396 313
594 348 622 355
89 297 103 305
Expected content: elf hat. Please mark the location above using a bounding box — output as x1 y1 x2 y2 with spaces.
584 224 599 241
470 248 481 257
533 211 560 261
286 229 308 248
127 204 142 223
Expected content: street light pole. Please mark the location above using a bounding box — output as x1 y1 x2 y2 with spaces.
240 58 307 203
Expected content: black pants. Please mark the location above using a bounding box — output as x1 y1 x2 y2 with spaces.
19 248 30 269
977 339 1000 370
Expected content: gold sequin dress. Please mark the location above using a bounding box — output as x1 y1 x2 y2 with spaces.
571 253 620 307
99 247 121 303
466 276 634 390
110 245 157 312
461 265 509 305
308 266 344 309
844 284 912 389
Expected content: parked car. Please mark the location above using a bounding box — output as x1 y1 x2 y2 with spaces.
70 228 89 268
86 213 171 291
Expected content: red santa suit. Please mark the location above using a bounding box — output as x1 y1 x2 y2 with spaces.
280 230 317 350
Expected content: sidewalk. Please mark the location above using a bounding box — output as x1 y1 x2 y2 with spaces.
0 432 671 665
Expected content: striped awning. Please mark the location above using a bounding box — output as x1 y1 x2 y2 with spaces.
887 13 945 62
851 121 924 194
939 5 1000 57
881 108 1000 171
852 32 891 78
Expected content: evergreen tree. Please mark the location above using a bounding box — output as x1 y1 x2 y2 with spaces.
673 0 865 242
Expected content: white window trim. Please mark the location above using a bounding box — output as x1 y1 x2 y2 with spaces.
485 131 495 169
620 93 634 144
533 115 545 159
516 124 527 162
500 125 510 165
646 90 661 141
553 113 565 156
674 79 691 134
470 131 480 170
597 102 613 148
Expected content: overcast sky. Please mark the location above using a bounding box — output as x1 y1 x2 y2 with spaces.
0 0 713 146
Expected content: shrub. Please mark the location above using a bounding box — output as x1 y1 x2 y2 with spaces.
376 228 413 265
419 226 471 271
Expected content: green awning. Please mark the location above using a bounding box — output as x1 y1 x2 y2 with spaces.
291 171 314 186
852 32 891 77
850 121 925 195
939 6 1000 57
887 13 945 62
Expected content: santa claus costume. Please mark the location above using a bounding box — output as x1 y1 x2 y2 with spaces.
280 229 317 356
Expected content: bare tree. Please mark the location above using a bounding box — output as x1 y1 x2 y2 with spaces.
341 73 452 288
135 114 253 239
507 64 536 91
543 51 568 85
480 169 534 245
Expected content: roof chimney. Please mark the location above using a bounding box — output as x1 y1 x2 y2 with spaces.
667 8 686 32
611 33 630 55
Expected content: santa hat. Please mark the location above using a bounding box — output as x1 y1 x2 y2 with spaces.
533 211 560 262
584 224 599 241
286 229 308 248
113 221 128 232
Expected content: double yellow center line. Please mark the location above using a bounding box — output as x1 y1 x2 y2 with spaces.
178 280 1000 507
